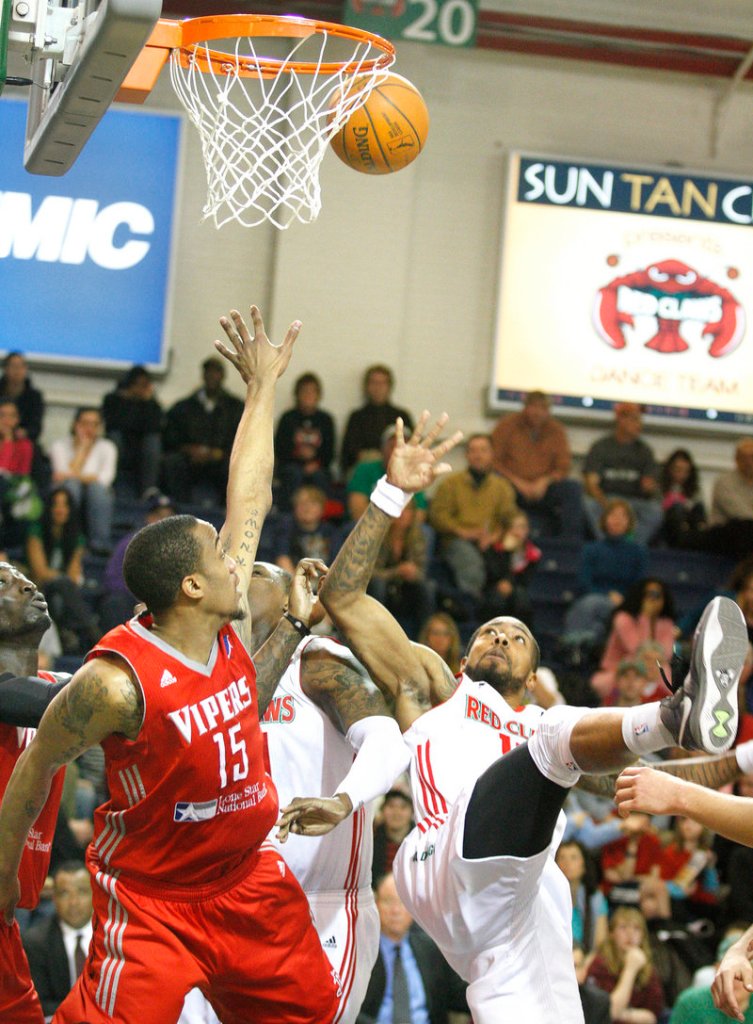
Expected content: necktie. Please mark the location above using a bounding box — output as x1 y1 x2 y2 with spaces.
74 933 86 977
392 943 411 1024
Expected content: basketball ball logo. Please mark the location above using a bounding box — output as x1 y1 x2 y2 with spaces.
329 72 430 174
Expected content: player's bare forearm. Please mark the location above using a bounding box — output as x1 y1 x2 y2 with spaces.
321 502 392 603
217 307 300 586
656 751 741 789
576 750 741 801
253 618 305 716
670 785 753 846
0 743 57 881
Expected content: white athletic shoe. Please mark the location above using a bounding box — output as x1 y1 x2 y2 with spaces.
659 596 747 753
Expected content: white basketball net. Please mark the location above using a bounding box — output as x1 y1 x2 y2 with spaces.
169 30 395 230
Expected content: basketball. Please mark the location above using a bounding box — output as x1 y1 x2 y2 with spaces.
330 73 430 175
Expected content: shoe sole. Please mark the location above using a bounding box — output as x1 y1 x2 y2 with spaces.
688 596 748 753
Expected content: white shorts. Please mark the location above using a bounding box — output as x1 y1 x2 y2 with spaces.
307 887 380 1024
393 781 584 1024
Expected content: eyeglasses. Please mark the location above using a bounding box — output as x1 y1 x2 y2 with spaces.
644 588 663 598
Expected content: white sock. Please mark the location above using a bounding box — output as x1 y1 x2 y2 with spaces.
621 703 675 757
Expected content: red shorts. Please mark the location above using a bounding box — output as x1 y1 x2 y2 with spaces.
54 845 340 1024
0 920 45 1024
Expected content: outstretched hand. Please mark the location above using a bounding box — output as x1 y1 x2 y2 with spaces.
215 305 301 388
386 412 463 493
276 794 353 843
713 937 753 1021
615 765 685 818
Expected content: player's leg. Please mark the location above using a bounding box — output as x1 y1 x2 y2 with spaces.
571 594 747 769
0 921 45 1024
206 847 340 1024
306 888 380 1024
463 595 747 861
54 873 203 1024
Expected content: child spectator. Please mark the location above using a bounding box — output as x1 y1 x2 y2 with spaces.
0 398 41 551
274 372 335 511
556 839 608 959
479 509 541 624
273 485 342 574
563 498 649 651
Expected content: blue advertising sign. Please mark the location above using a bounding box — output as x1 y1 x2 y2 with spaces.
0 99 181 370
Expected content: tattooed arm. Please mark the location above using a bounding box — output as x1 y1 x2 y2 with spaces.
0 657 142 923
277 646 411 841
213 305 301 651
319 413 462 733
577 749 744 801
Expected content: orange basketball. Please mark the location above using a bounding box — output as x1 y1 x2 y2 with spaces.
330 73 429 175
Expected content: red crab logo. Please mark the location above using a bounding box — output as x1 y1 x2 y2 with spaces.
593 258 745 357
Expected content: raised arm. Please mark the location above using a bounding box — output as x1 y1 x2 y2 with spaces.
214 305 301 644
615 764 753 847
0 658 141 922
319 414 462 731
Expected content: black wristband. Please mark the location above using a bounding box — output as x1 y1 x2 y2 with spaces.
283 612 310 637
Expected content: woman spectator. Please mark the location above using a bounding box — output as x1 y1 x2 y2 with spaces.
26 487 99 654
591 578 677 701
659 448 707 549
556 839 608 960
586 907 665 1024
417 611 462 675
49 407 117 555
563 499 649 650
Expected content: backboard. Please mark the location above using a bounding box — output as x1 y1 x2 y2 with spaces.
1 0 161 175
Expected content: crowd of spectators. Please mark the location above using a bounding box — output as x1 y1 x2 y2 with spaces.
4 352 753 1023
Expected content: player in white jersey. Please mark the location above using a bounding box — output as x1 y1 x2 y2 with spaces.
251 562 409 1024
282 412 749 1024
181 562 409 1024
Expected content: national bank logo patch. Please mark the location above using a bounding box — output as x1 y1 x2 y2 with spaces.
174 799 218 823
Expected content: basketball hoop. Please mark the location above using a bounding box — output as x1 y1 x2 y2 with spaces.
119 15 396 229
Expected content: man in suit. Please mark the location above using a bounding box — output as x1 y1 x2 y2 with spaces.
23 861 92 1020
356 873 468 1024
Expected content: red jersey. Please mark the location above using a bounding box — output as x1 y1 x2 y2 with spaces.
87 615 278 895
0 670 68 909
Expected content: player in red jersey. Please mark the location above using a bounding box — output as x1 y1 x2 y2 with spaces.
0 562 71 1024
0 306 341 1024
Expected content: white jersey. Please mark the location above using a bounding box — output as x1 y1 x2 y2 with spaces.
261 635 373 894
404 673 546 831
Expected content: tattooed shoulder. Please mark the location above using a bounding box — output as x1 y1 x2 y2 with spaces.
302 650 391 732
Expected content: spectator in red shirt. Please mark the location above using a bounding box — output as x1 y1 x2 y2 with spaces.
601 812 663 908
